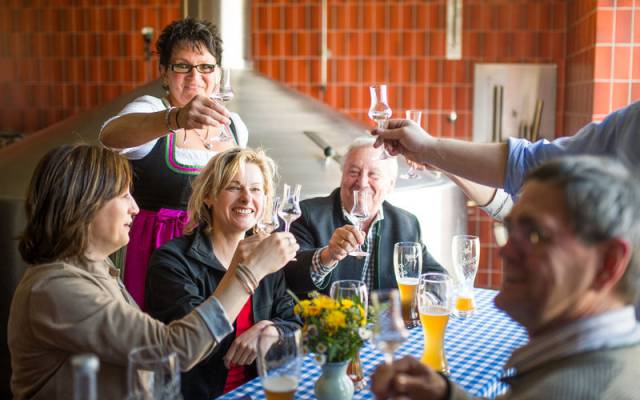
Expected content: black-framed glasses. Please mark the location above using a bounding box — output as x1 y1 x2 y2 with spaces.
169 63 217 74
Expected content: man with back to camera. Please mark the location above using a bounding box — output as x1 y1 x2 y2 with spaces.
371 155 640 399
284 137 445 297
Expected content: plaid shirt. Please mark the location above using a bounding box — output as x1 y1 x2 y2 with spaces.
310 207 384 294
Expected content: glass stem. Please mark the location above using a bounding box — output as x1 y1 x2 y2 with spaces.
383 352 394 365
284 221 290 233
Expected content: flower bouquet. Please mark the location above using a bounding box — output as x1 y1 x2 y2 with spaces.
292 291 367 400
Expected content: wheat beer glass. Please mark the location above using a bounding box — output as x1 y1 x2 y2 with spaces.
127 345 181 400
330 280 368 390
393 242 423 328
451 235 480 317
257 328 302 400
417 272 453 374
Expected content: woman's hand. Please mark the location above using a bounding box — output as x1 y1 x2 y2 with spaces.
176 94 231 129
231 233 269 268
223 320 278 369
244 232 299 280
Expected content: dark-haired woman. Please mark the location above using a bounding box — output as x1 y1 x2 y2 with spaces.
100 18 248 308
7 144 297 400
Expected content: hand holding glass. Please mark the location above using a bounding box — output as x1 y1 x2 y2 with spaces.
210 66 234 141
127 345 181 400
418 273 453 374
371 289 408 364
451 235 480 317
330 280 368 390
257 328 302 400
400 110 422 180
393 242 423 328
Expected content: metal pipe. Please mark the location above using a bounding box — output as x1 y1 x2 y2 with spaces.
320 0 328 94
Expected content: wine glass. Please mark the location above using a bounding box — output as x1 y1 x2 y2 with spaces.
278 184 302 233
330 280 368 390
127 345 181 400
370 289 408 364
256 196 281 234
210 66 235 142
393 242 423 328
368 84 393 160
400 110 422 180
451 235 480 318
348 190 370 258
256 328 302 400
418 272 453 374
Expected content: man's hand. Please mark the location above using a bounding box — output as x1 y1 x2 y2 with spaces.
223 320 278 369
370 356 448 400
371 119 436 164
320 225 365 266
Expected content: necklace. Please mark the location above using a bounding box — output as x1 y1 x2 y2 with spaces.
183 127 212 150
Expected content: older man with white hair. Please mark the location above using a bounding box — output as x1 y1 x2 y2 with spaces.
371 155 640 400
284 137 444 297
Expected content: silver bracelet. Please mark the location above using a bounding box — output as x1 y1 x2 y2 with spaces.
164 106 176 132
235 266 255 295
237 263 259 289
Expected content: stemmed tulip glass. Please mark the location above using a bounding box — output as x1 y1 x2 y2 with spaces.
348 190 370 258
371 289 408 364
211 66 235 142
278 184 301 233
400 110 422 180
330 280 368 390
256 196 281 234
127 345 181 400
368 84 393 160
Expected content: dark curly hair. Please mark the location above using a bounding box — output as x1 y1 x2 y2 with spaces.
156 17 223 68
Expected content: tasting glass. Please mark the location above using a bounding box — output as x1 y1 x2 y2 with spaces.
127 345 181 400
370 289 408 364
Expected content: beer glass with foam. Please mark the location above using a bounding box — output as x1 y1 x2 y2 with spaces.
451 235 480 318
257 328 302 400
393 242 423 328
417 272 453 374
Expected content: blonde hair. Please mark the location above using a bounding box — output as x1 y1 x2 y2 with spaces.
186 148 277 234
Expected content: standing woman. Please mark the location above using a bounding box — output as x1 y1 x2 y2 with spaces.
8 145 297 400
100 18 249 308
146 148 301 399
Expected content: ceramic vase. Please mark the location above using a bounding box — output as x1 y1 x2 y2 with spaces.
314 360 354 400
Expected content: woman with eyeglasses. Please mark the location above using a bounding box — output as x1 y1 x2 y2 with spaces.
99 18 248 308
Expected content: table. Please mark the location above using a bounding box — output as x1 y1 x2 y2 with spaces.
219 289 528 399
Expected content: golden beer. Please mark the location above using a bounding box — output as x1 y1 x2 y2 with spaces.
262 375 297 400
455 296 475 314
397 277 419 324
419 306 449 373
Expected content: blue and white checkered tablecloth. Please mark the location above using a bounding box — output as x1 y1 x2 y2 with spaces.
218 288 528 400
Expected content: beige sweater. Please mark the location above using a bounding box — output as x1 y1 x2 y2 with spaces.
8 260 233 400
450 343 640 400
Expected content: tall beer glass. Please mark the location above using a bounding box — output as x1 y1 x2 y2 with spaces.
417 272 453 374
330 280 368 390
451 235 480 317
257 328 302 400
393 242 423 328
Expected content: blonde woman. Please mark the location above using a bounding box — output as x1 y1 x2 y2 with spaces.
8 145 297 400
146 148 301 399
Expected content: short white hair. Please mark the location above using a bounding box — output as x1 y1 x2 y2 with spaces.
342 136 398 179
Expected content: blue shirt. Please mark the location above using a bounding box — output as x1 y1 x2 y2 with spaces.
505 100 640 196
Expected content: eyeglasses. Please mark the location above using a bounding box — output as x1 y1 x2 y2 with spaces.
169 63 217 74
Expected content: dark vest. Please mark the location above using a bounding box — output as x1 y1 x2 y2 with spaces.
130 122 237 211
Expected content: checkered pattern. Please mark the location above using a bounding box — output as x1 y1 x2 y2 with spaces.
218 289 528 400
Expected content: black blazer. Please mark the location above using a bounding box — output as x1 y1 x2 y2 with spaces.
284 188 445 298
145 227 301 400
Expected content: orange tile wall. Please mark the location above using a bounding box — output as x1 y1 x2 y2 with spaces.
252 0 568 289
0 0 182 134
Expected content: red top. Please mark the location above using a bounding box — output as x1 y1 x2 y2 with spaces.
222 297 254 393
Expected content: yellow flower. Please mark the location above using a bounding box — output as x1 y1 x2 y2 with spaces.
294 299 312 316
340 299 354 309
358 305 367 326
307 305 320 316
313 295 337 310
326 310 347 330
